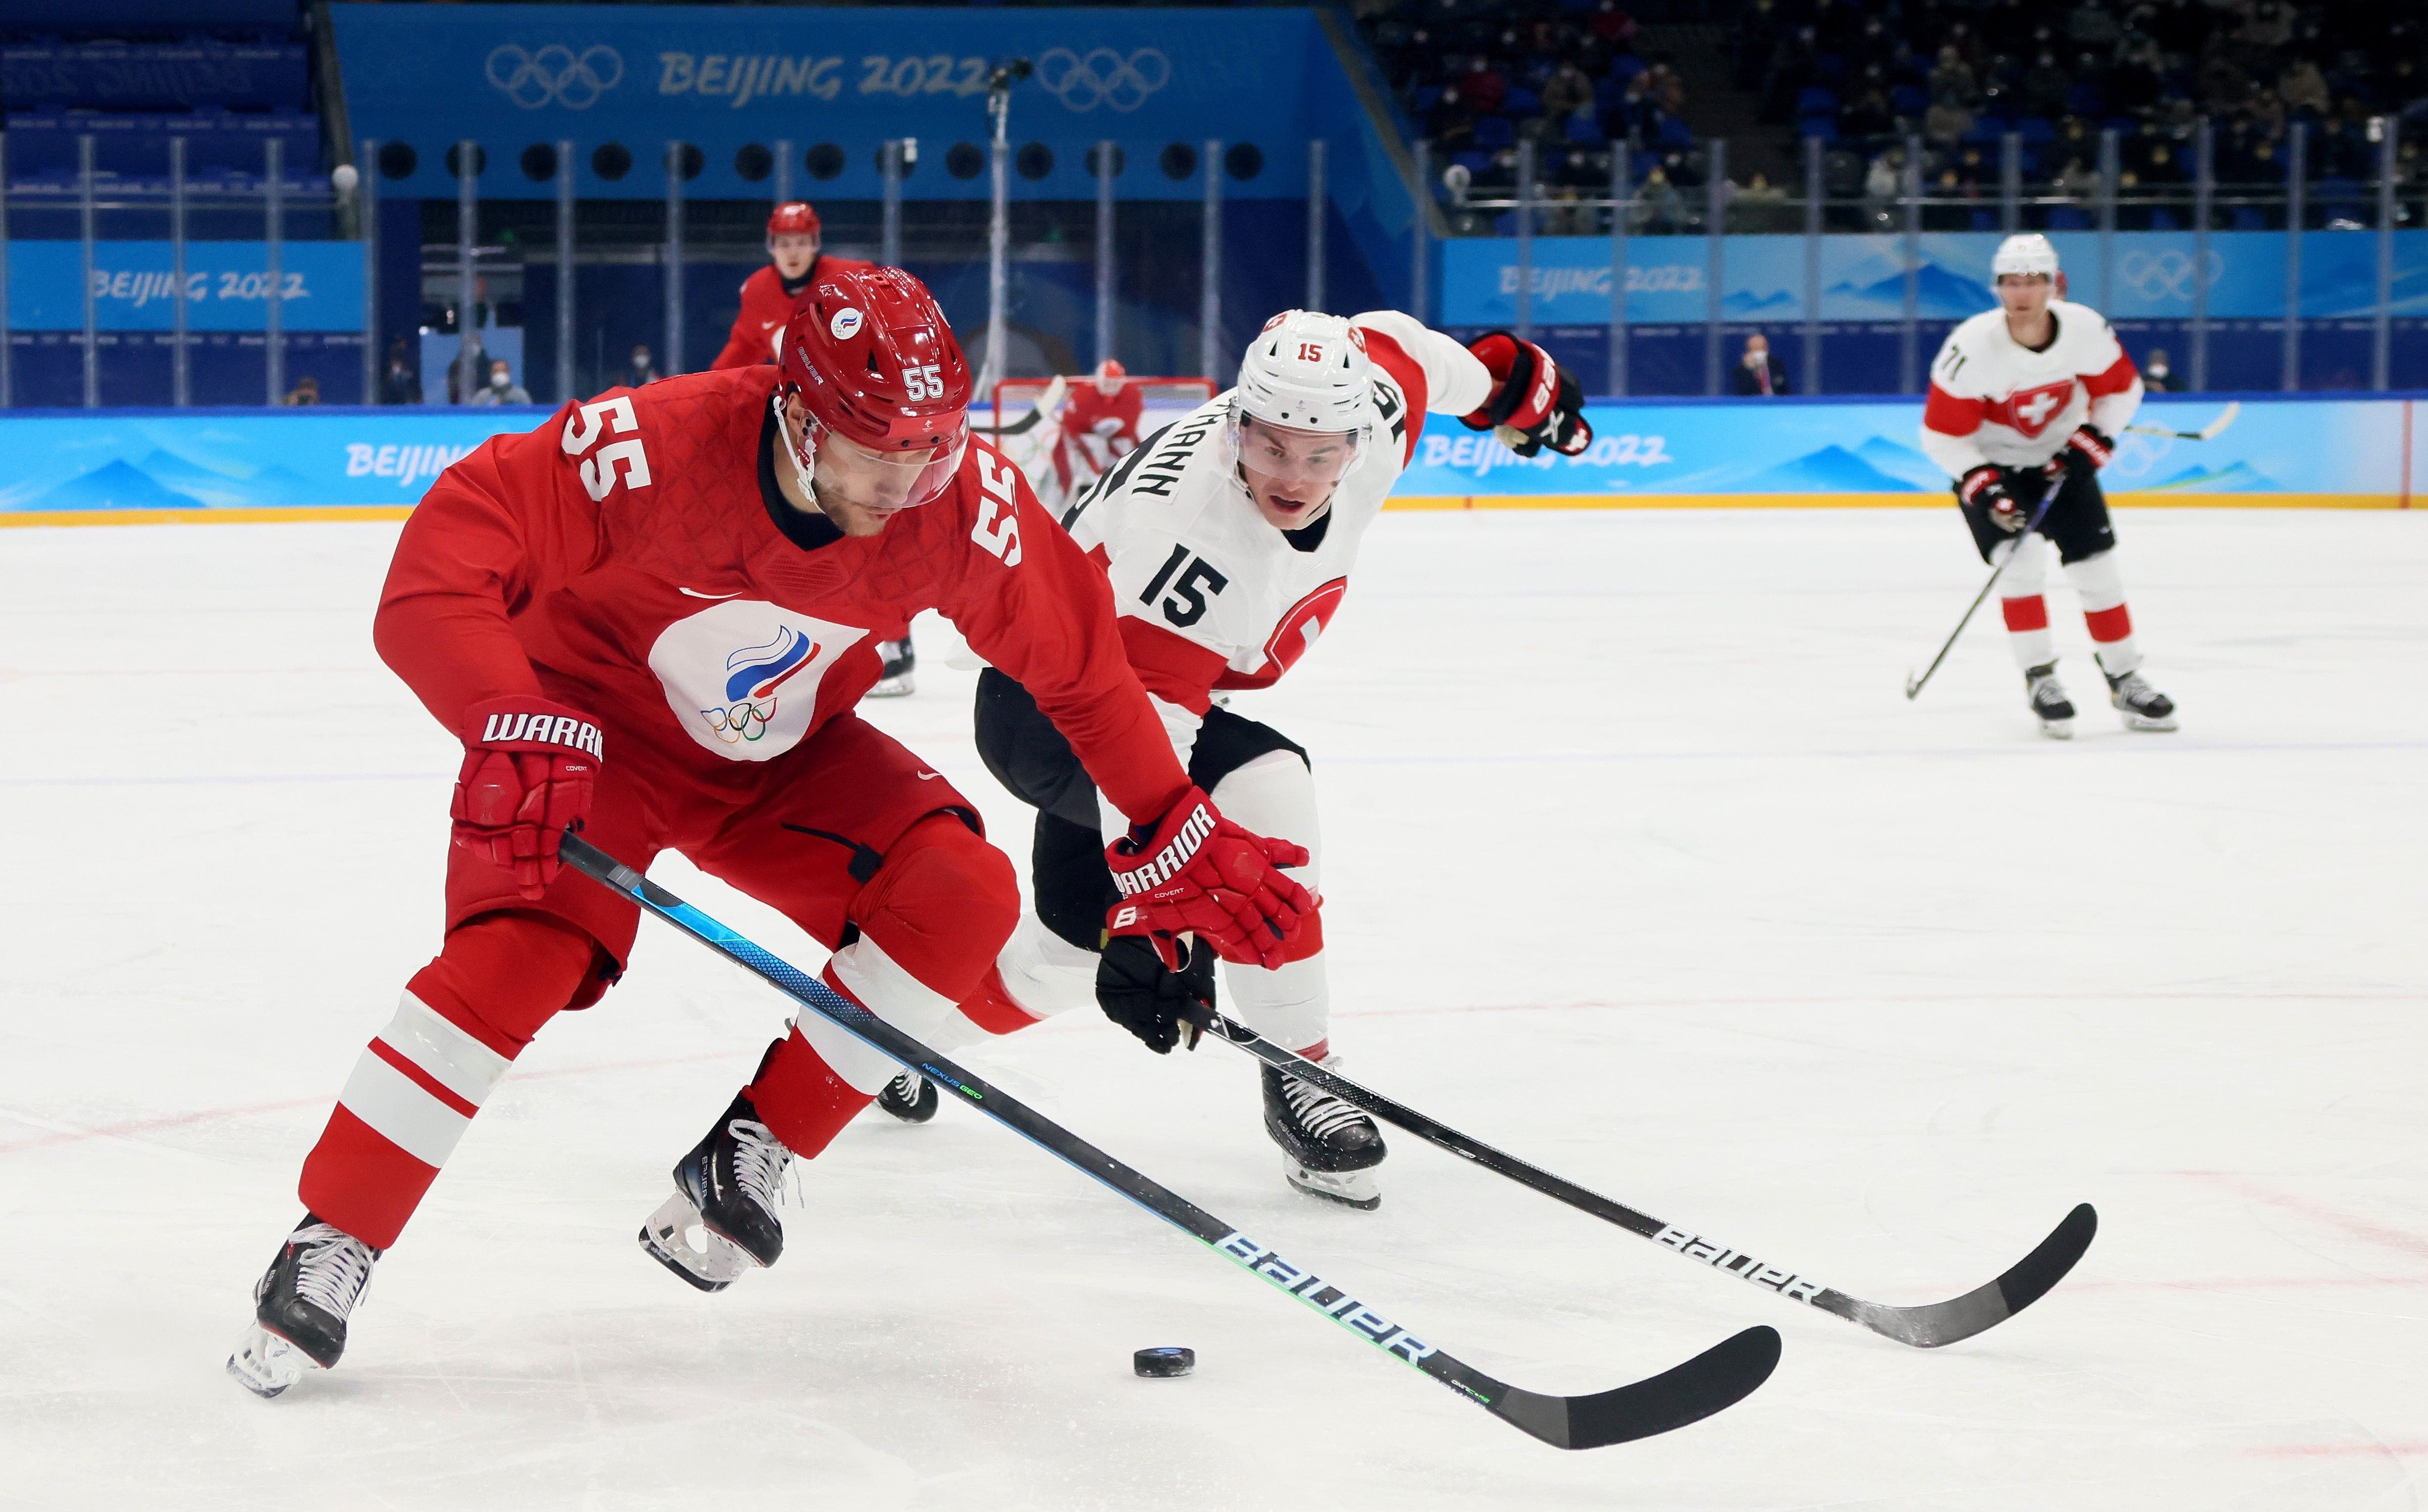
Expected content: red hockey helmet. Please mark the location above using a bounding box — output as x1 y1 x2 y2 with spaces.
767 201 820 239
1094 357 1127 396
775 265 971 509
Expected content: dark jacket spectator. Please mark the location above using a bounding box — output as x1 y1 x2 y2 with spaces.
1461 55 1507 114
1734 334 1792 395
1542 62 1595 120
377 342 421 406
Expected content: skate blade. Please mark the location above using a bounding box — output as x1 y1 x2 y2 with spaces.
639 1190 758 1293
867 673 916 699
2037 718 2075 740
227 1323 311 1399
1285 1161 1381 1211
2119 711 2178 731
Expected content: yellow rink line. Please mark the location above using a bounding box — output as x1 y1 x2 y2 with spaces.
0 494 2409 529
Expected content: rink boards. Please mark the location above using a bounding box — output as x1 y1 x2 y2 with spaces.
0 393 2420 526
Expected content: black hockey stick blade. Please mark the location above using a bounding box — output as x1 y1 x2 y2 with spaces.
553 835 1778 1448
1495 1326 1783 1449
1831 1203 2097 1347
1206 1019 2095 1350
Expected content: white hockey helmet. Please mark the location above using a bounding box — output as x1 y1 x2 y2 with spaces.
1228 311 1376 487
1992 233 2060 281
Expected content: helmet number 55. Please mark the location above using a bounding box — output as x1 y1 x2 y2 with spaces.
902 363 945 400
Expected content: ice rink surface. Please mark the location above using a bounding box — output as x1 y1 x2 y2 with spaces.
3 508 2423 1510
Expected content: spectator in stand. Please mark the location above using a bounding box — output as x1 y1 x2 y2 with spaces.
1864 147 1904 227
282 375 320 407
1730 171 1792 232
2277 56 2330 117
1460 54 1507 116
1542 60 1595 122
1631 166 1689 232
1589 0 1636 51
2143 349 2174 392
1926 92 1976 146
377 339 420 407
1427 83 1476 152
1640 58 1686 117
469 358 530 406
1734 332 1792 395
625 344 660 387
1735 0 1780 90
1931 45 1979 108
2026 49 2072 118
446 328 485 405
1845 80 1897 138
2068 0 2121 51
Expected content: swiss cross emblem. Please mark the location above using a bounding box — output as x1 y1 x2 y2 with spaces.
1999 380 2073 437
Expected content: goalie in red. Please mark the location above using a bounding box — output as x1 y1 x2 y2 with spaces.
227 266 1313 1398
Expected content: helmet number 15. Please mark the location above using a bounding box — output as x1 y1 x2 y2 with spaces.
902 363 945 400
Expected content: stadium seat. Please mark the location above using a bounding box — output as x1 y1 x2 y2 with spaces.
1799 116 1841 142
1505 86 1541 116
1476 115 1516 149
2016 116 2055 143
1892 83 1928 116
1657 115 1694 148
1565 113 1607 145
1796 86 1839 117
2048 205 2092 229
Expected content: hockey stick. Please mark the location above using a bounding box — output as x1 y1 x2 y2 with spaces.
2122 400 2239 442
1203 1018 2095 1349
1902 482 2064 701
555 834 1780 1449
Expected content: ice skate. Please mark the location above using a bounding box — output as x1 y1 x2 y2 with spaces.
875 1071 938 1123
227 1218 379 1398
2103 665 2178 731
640 1092 793 1293
869 637 916 698
2025 661 2075 739
1263 1058 1387 1211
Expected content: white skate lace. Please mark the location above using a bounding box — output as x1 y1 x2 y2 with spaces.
290 1223 375 1319
2113 672 2153 704
727 1119 796 1214
1284 1070 1371 1145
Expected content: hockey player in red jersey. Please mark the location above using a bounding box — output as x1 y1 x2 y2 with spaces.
1051 358 1148 483
710 201 871 371
935 310 1591 1208
1920 234 2178 737
227 267 1314 1396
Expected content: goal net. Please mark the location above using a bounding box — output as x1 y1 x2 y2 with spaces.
989 375 1218 434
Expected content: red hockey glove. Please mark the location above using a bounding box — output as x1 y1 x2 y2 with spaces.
2057 424 2115 475
450 695 602 900
1461 331 1594 458
1105 787 1316 972
1959 464 2029 532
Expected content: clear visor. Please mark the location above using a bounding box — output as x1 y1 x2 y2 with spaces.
783 398 969 512
1226 410 1367 486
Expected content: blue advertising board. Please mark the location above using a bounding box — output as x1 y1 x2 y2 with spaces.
1390 394 2425 507
1443 230 2428 326
2 396 2417 525
3 241 364 332
331 4 1380 206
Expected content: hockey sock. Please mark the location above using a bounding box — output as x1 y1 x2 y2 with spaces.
2066 550 2142 675
297 915 595 1248
745 1002 877 1161
1990 535 2056 670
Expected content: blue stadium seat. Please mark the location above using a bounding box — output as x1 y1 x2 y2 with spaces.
1475 115 1516 148
1565 113 1607 145
2016 116 2055 143
1657 115 1694 148
1970 209 1998 230
1411 85 1442 114
2231 206 2266 231
1451 149 1494 176
1799 116 1841 142
1796 86 1839 117
2067 82 2103 115
2048 205 2092 229
1892 83 1928 116
1505 86 1541 116
2147 207 2180 229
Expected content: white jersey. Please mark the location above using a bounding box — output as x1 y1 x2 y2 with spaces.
1058 310 1490 767
1919 298 2143 476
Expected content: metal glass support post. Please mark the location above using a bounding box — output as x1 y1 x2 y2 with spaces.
1095 139 1116 369
2000 132 2021 232
665 142 686 376
1803 132 1822 394
1199 138 1223 381
80 133 98 409
982 82 1014 400
265 135 284 404
2373 117 2397 392
1609 145 1630 397
174 135 192 407
2191 118 2212 392
880 140 903 269
1900 135 1921 394
0 129 11 408
1410 139 1430 324
2098 128 2119 312
555 139 574 403
2284 122 2305 390
774 137 791 207
1704 137 1726 396
457 139 477 402
1306 138 1327 313
1514 138 1535 338
358 138 376 407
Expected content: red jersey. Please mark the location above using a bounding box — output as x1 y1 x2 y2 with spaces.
711 255 875 370
1060 380 1145 449
375 365 1190 822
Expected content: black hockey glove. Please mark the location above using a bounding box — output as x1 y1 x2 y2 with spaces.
1958 463 2028 532
1096 933 1218 1055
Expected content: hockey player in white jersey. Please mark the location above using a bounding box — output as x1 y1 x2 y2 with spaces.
1920 233 2178 737
904 310 1590 1207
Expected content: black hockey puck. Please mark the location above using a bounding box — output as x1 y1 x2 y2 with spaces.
1133 1346 1194 1378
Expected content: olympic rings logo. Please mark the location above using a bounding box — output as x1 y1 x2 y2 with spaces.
486 44 626 110
1034 47 1170 113
699 699 777 743
2117 248 2223 303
